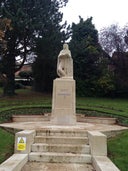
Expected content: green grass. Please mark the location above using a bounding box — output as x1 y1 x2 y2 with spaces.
0 89 52 108
76 97 128 117
0 128 14 163
0 88 128 117
108 130 128 171
1 88 128 125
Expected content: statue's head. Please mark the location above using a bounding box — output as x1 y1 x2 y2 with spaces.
63 43 69 50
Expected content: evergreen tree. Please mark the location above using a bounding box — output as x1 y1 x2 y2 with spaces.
0 0 68 96
32 2 70 93
70 17 103 96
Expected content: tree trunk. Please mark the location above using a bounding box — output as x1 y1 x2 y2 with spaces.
3 72 15 96
3 54 16 96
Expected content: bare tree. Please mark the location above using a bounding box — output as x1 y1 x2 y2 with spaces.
99 24 128 56
99 24 128 96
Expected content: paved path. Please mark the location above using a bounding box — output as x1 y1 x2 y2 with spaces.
0 121 127 133
21 162 95 171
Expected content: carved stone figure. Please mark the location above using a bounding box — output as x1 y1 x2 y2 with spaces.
57 44 73 78
51 43 76 125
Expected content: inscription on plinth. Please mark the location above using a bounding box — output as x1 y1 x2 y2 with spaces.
55 87 72 108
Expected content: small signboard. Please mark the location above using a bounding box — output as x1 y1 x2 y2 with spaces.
17 137 26 151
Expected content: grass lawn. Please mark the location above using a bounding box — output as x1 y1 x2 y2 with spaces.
76 97 128 117
0 128 14 163
108 130 128 171
0 88 128 117
0 88 128 125
0 88 128 168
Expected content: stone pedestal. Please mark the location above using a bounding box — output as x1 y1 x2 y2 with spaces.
51 78 76 125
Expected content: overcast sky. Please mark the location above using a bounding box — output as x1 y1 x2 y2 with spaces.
61 0 128 31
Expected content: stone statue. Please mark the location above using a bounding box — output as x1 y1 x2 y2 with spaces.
57 44 73 78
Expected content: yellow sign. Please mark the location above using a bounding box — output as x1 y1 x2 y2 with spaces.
17 137 26 151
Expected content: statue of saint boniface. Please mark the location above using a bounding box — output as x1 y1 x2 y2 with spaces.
57 44 73 78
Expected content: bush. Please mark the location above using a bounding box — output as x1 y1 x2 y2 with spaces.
97 73 116 97
76 80 97 97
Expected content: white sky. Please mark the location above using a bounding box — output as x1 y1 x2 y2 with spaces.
61 0 128 31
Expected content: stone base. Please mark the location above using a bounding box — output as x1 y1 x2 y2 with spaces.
0 154 28 171
92 156 120 171
51 78 76 125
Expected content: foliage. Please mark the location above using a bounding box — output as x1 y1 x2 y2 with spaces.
69 17 107 96
97 72 116 96
0 18 12 52
0 0 68 96
111 52 128 97
76 79 96 97
31 0 70 93
32 57 55 92
108 131 128 171
32 13 70 92
32 38 57 93
0 18 12 90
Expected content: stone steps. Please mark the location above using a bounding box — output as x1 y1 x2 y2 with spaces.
34 136 89 144
36 129 88 137
12 114 50 122
21 162 94 171
29 152 92 164
28 129 91 164
31 143 90 154
12 114 117 125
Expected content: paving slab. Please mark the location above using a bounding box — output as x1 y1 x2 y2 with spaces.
0 121 127 135
21 162 95 171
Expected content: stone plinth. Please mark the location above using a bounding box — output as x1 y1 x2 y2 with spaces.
15 130 36 154
51 78 76 125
